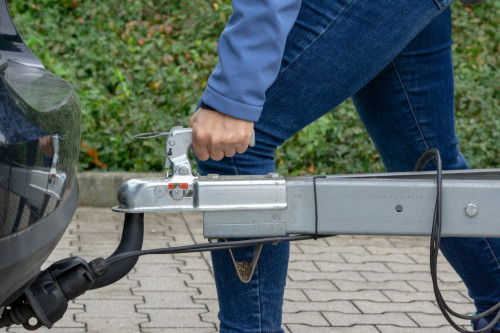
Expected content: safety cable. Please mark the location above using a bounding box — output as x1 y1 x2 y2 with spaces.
414 148 500 333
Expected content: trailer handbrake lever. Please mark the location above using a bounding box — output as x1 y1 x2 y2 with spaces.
135 126 255 177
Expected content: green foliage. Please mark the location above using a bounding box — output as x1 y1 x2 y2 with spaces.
10 1 499 174
452 2 500 169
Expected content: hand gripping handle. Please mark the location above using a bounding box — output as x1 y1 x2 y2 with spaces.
164 127 255 176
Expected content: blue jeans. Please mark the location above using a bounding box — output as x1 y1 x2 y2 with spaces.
196 0 500 331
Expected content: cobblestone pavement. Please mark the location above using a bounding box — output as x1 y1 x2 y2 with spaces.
3 207 474 333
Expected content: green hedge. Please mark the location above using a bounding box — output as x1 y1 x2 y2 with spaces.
10 0 499 174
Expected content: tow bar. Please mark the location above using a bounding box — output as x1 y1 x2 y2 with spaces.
2 126 500 332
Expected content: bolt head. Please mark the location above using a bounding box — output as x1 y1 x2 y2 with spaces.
178 165 190 175
171 188 184 200
154 186 166 198
465 203 478 217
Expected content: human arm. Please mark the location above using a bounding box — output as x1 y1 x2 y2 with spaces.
191 0 301 160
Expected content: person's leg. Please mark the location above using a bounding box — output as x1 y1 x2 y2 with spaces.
351 8 500 330
197 0 456 331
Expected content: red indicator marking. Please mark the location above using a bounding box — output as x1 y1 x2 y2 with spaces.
168 183 174 190
179 183 189 189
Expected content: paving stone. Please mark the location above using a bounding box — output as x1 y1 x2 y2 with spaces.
284 289 310 302
407 280 468 292
360 271 431 282
386 262 432 273
286 279 338 291
197 299 219 329
289 252 346 262
365 245 429 255
315 261 391 273
341 253 416 264
5 328 85 333
135 291 204 309
141 329 217 333
75 299 143 318
77 284 141 300
382 290 471 303
437 272 464 283
81 316 146 333
141 309 214 328
334 280 416 292
305 290 390 302
408 312 468 327
353 300 439 314
297 244 369 255
290 244 304 254
180 257 214 270
323 312 416 327
188 283 219 300
76 233 120 244
408 253 448 264
286 324 380 333
283 300 359 314
133 252 185 264
288 270 366 282
178 269 214 283
283 312 330 326
130 264 189 278
288 260 320 272
327 235 393 247
133 277 197 292
376 325 458 332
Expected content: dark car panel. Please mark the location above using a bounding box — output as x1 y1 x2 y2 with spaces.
0 0 81 308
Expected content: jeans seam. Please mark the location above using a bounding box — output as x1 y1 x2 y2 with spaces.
276 0 357 81
257 250 263 333
390 60 434 160
228 157 240 175
432 0 442 8
484 238 500 272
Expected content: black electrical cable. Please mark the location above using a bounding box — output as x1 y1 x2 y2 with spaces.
414 148 500 333
105 234 326 266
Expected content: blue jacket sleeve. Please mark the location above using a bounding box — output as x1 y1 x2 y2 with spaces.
201 0 301 122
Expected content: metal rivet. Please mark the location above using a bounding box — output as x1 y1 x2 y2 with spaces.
395 204 403 213
168 139 176 146
154 186 165 198
465 203 478 217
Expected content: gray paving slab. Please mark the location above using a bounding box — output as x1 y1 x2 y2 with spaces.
1 206 476 333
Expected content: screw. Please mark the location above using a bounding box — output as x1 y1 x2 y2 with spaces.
465 203 478 217
154 186 165 198
168 139 176 146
